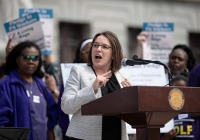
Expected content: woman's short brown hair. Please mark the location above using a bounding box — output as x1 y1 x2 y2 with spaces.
87 31 123 72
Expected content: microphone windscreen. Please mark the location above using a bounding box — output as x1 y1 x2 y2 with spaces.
121 58 127 66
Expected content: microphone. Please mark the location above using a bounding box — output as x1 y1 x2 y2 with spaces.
121 58 148 66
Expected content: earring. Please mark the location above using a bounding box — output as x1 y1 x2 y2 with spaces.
184 68 189 72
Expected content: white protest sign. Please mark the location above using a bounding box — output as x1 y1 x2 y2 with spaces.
60 63 86 87
142 22 174 64
60 63 173 134
19 8 53 55
122 64 168 86
4 12 45 51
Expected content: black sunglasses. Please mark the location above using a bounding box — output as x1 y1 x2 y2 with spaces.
21 54 40 61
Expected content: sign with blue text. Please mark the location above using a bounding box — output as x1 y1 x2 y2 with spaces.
4 12 45 52
142 22 174 64
19 8 53 55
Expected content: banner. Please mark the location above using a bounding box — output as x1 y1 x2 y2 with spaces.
60 63 168 87
19 8 53 55
4 12 45 51
142 22 174 64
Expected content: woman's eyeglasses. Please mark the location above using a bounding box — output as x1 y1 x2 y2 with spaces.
92 43 112 50
21 54 40 61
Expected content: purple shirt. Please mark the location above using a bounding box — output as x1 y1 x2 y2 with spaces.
174 114 200 140
23 80 48 140
0 69 58 140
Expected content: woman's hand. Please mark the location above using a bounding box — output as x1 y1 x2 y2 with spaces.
162 129 177 140
135 31 149 58
0 39 16 66
45 73 59 103
45 74 57 92
137 31 149 46
6 39 16 56
121 79 132 87
92 71 112 91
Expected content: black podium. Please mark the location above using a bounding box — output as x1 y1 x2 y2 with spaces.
0 127 30 140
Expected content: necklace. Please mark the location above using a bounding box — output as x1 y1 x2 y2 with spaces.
29 82 33 94
22 78 33 94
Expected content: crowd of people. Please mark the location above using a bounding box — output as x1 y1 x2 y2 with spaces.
136 31 200 140
0 29 200 140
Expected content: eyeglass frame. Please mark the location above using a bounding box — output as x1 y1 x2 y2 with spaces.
92 43 112 50
20 54 40 62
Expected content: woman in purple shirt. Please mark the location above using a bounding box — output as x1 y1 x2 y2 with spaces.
0 41 58 140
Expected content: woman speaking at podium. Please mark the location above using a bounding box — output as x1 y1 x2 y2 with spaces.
61 31 132 140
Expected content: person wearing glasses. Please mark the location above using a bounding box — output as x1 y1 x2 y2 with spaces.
61 31 132 140
0 41 58 140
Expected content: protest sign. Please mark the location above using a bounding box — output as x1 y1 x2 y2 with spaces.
60 63 168 87
142 22 174 64
19 8 53 55
4 12 45 51
60 63 86 87
60 63 173 134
